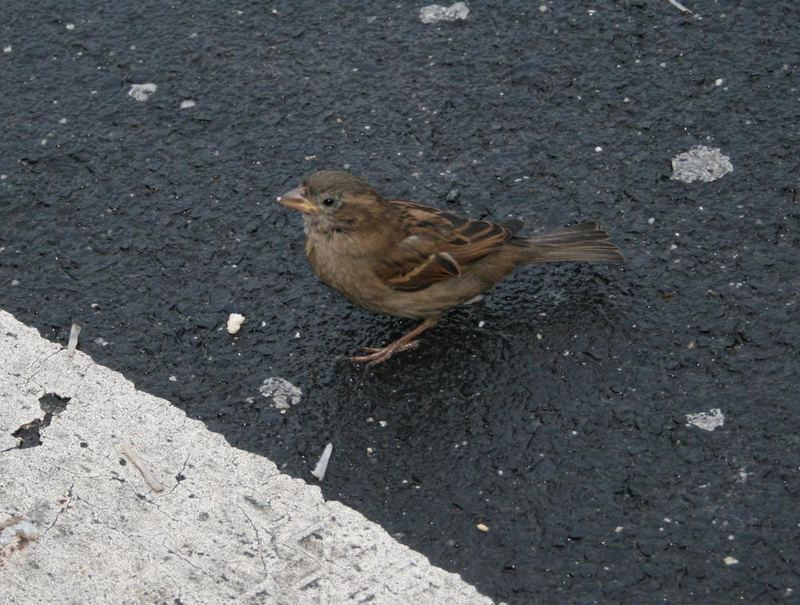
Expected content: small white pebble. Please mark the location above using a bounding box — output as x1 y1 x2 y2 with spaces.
647 217 655 225
179 99 196 109
723 556 739 566
3 45 12 53
11 278 20 286
615 526 624 533
169 375 177 382
379 420 388 428
715 78 724 86
539 4 548 12
478 320 486 328
226 313 245 335
65 23 75 30
476 523 490 532
595 146 603 152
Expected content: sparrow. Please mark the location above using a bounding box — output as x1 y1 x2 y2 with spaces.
278 170 623 365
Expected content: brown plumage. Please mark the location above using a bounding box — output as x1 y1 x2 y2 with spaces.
278 170 623 364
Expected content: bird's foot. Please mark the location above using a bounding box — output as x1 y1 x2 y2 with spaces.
350 340 420 366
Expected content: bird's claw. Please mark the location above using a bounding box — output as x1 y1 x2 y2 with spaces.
351 340 420 366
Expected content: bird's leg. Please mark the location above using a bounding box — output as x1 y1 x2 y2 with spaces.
351 317 440 366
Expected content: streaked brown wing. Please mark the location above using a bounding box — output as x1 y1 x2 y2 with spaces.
375 200 517 292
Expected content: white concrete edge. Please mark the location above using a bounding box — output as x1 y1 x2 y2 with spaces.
0 309 492 605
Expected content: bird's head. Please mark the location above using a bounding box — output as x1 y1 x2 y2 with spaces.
278 170 389 236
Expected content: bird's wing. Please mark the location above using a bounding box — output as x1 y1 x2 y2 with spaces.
374 200 518 292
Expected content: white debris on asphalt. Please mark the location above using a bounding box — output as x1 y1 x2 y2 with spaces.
311 443 333 481
667 0 693 15
67 323 81 357
671 145 733 183
724 556 739 566
226 313 245 335
259 377 302 411
128 83 158 102
685 408 725 431
179 99 196 109
419 2 469 24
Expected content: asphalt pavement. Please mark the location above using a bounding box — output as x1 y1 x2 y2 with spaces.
1 1 799 603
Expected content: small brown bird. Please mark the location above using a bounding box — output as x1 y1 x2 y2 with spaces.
278 171 623 365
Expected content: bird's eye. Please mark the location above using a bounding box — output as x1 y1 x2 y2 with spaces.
321 197 337 207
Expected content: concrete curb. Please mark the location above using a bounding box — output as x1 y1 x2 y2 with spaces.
0 310 491 604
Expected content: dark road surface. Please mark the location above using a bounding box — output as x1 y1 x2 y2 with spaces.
1 2 799 602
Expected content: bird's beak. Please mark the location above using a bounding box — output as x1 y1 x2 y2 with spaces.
277 186 318 214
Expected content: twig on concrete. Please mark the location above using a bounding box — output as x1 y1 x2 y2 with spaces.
67 323 81 357
120 442 165 492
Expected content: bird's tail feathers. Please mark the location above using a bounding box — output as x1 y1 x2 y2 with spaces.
518 221 624 263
